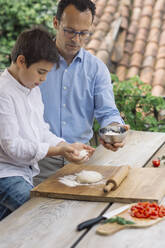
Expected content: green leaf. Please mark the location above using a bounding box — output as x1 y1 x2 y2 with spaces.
0 0 58 67
112 75 165 133
103 216 135 225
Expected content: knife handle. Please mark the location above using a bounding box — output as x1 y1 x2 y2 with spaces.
77 215 105 231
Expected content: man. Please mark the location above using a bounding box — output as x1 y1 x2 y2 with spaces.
34 0 125 185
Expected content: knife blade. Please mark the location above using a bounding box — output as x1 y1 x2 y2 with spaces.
77 204 130 231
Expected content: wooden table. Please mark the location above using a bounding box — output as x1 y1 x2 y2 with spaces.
0 130 165 248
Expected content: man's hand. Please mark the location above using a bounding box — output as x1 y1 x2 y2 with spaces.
99 138 124 151
99 124 129 152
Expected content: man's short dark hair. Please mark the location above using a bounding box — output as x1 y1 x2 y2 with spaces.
56 0 96 22
11 27 59 68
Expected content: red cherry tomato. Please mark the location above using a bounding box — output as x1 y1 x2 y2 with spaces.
130 202 165 219
152 160 160 167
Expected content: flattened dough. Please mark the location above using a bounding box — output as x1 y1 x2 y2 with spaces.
76 170 103 184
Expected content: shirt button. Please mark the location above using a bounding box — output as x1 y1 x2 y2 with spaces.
63 104 66 107
62 121 66 125
65 69 68 72
63 86 67 90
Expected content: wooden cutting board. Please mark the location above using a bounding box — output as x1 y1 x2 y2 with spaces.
97 204 165 235
31 164 165 203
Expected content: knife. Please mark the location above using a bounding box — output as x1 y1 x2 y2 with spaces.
77 204 130 231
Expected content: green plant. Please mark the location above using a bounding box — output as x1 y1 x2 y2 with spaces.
112 74 165 132
92 74 165 142
0 0 58 68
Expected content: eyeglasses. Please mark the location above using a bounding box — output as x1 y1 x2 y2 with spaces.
63 27 92 41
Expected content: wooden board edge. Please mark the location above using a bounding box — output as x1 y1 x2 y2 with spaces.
30 190 160 204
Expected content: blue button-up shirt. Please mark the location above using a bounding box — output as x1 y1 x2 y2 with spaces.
40 48 124 144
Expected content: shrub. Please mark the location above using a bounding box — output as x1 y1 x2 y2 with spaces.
0 0 58 68
112 74 165 132
93 74 165 136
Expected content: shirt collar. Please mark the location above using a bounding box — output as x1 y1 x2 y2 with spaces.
59 48 84 63
4 69 31 95
75 48 83 62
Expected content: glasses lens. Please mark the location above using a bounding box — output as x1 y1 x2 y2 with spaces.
80 32 90 39
64 29 75 39
63 28 91 41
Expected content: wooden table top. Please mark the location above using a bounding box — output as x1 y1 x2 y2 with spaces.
0 130 165 248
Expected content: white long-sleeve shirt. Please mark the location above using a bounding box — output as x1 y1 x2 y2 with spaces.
0 69 64 184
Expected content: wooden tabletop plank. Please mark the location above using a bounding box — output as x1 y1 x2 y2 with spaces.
77 198 165 248
0 130 164 248
86 130 165 167
77 138 165 248
0 197 107 248
145 143 165 168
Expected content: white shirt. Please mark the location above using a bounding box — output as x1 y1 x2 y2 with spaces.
0 69 64 185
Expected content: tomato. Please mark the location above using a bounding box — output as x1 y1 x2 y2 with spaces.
158 212 164 217
130 202 165 219
152 160 160 167
150 215 158 219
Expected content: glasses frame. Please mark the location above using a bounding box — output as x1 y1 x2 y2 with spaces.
62 27 92 41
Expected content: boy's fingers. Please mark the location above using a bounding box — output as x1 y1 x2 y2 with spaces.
65 152 90 163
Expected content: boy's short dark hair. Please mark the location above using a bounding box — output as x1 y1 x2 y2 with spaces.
11 27 59 68
56 0 96 22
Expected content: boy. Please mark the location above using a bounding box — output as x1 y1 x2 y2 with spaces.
0 27 95 220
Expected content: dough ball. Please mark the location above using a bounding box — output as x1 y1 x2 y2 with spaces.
76 170 103 184
78 149 88 158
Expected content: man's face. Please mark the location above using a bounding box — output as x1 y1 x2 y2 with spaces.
54 4 93 62
18 60 54 89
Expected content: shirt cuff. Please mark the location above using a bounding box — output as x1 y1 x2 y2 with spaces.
101 116 125 128
31 143 49 165
51 138 65 147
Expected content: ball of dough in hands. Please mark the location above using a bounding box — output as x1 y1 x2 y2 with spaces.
78 149 88 158
76 170 103 184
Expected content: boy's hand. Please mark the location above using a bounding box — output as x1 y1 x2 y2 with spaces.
71 143 95 158
58 142 95 163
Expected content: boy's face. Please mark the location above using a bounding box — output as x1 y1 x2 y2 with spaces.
18 59 54 89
